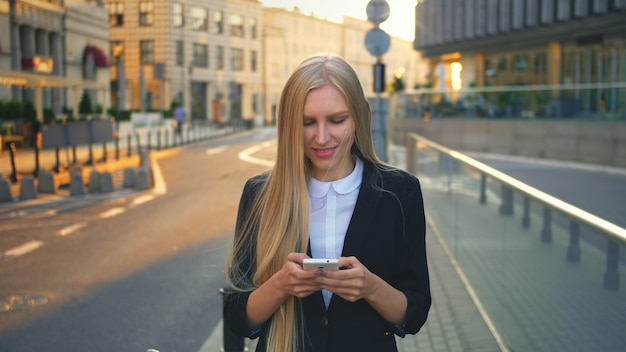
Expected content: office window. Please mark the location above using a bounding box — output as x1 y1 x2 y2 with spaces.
173 3 184 28
230 14 244 37
106 2 124 26
213 11 223 34
193 43 208 67
249 18 257 39
176 40 184 66
191 6 208 31
139 1 154 26
250 50 257 72
216 45 224 70
231 48 244 71
140 40 154 64
110 40 124 66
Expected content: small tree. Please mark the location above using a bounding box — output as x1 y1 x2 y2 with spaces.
79 91 93 117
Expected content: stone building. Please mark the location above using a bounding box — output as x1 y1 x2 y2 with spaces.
105 0 263 123
263 6 425 124
0 0 110 121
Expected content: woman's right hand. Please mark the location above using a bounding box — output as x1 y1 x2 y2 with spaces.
246 252 321 326
272 252 322 299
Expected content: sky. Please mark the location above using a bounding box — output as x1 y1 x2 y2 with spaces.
259 0 416 41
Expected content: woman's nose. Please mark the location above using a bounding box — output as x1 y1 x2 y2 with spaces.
315 124 329 144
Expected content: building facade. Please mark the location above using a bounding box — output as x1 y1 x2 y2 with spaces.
105 0 263 122
414 0 626 114
262 7 425 124
0 0 110 121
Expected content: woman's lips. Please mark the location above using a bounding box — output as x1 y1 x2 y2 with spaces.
313 147 337 158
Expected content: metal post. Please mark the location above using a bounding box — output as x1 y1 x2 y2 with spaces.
127 132 132 157
147 130 152 152
479 174 487 205
157 128 161 150
33 141 40 177
115 133 120 160
54 147 60 172
8 143 18 183
541 207 552 243
566 221 581 263
499 185 514 215
522 197 530 228
604 240 620 290
102 142 108 163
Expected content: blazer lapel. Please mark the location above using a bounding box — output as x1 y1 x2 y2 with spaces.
341 164 381 257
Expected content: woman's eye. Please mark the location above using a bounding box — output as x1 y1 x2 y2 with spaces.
303 120 314 126
332 117 348 124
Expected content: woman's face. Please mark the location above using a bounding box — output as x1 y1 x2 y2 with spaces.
302 85 356 182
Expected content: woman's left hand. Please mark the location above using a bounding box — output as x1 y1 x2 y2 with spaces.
313 256 379 302
315 256 408 325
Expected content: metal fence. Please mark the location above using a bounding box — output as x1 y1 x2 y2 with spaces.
405 132 626 351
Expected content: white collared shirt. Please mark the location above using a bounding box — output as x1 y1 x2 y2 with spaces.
308 157 363 307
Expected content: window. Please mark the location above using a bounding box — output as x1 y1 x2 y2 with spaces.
190 6 208 31
230 14 244 37
139 1 154 26
106 2 124 26
250 50 257 72
176 41 184 66
110 40 124 66
231 48 243 71
140 40 154 64
213 11 223 34
216 45 224 70
193 43 208 67
173 3 184 28
514 55 529 72
534 52 547 74
249 18 257 39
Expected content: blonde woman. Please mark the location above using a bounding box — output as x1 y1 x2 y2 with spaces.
224 55 430 351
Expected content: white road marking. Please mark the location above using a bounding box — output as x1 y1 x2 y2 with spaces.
238 141 275 167
131 194 155 207
4 240 44 258
206 146 227 155
151 158 167 195
58 222 87 236
99 207 126 219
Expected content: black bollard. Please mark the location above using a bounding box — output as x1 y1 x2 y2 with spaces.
72 145 77 164
115 133 120 160
136 132 142 154
127 132 132 157
8 142 18 183
220 287 245 352
54 147 60 173
147 130 152 152
157 128 161 150
33 142 40 177
102 142 108 163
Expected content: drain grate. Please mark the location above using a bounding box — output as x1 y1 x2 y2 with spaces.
0 295 49 312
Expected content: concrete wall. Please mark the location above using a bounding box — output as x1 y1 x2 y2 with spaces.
390 118 626 168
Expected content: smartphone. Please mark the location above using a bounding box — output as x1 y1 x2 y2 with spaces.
302 258 339 271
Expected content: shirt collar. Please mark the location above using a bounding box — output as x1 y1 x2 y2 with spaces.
308 157 363 198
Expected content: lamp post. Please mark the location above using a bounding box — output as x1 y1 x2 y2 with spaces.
365 0 391 162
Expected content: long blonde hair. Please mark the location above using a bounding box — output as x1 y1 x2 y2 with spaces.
226 54 381 351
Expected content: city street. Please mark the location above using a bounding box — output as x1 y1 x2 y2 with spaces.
0 128 275 351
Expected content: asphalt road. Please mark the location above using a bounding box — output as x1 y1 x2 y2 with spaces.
0 128 276 352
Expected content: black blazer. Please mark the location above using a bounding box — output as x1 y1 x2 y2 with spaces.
224 160 431 352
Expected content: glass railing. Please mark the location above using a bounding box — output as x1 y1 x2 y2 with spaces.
406 133 626 351
393 82 626 120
